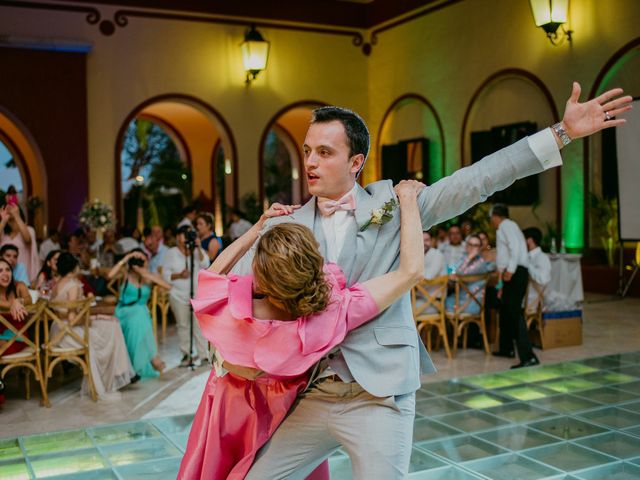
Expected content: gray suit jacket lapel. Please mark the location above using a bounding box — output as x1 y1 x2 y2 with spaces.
347 185 386 284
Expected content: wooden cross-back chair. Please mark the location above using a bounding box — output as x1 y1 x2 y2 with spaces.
106 271 125 299
43 298 97 403
524 281 546 349
445 273 491 355
411 275 451 359
0 301 49 406
149 285 171 342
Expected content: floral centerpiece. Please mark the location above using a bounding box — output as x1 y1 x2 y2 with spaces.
79 199 115 232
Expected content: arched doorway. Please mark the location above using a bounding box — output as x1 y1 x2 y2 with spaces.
259 101 326 208
115 95 237 235
376 94 445 186
586 39 640 250
0 108 47 234
461 70 560 246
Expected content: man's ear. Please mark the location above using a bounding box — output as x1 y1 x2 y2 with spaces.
350 154 365 175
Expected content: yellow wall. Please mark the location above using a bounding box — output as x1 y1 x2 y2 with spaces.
1 0 639 243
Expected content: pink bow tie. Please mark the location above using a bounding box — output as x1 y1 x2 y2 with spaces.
317 193 356 217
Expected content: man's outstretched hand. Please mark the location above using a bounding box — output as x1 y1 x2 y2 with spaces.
562 82 633 141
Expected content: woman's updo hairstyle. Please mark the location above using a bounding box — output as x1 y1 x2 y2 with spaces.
252 223 330 317
56 252 79 277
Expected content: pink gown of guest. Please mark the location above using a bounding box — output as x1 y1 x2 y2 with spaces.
178 263 380 480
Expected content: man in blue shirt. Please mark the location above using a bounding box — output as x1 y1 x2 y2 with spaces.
0 244 30 285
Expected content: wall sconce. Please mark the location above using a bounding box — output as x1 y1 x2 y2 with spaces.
240 25 270 84
529 0 573 46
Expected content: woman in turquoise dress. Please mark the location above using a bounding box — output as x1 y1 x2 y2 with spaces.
110 248 171 378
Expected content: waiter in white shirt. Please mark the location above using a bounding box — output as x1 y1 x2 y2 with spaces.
491 204 539 368
523 227 551 313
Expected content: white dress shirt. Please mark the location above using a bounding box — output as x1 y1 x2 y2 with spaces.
162 246 209 303
526 246 551 312
39 238 60 261
229 218 253 241
439 242 467 270
423 247 446 280
496 218 529 274
319 185 358 262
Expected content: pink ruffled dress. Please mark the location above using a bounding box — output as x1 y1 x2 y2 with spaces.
179 263 379 480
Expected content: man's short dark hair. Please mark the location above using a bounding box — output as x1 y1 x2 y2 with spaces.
311 106 370 160
0 244 19 256
523 227 543 247
490 203 510 219
182 204 196 216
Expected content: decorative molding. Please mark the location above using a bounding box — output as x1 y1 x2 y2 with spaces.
0 0 465 54
365 0 464 55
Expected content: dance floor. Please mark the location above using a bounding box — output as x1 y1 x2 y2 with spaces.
3 351 640 479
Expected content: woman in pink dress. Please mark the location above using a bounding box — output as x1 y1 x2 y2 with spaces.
178 181 425 480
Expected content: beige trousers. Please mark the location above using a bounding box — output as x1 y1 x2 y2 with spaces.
168 295 208 360
245 378 416 480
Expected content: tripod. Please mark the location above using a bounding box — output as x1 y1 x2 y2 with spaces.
618 241 640 299
186 237 197 370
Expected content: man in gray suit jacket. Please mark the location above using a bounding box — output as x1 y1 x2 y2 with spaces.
229 83 631 479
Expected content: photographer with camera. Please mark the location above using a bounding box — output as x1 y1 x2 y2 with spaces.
162 225 210 367
110 249 171 378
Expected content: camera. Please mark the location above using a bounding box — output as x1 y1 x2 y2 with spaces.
128 257 145 268
185 228 198 250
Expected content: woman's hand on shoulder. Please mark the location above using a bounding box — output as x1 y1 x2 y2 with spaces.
394 180 425 200
260 203 301 222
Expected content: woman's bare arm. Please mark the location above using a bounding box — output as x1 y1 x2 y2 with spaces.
209 203 299 275
362 180 425 312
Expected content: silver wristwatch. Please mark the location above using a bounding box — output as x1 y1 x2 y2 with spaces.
552 122 572 146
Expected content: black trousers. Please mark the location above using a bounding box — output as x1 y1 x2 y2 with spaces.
499 266 535 362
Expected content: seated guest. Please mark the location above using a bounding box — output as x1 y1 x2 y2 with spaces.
49 252 135 397
0 258 32 356
523 227 551 313
195 212 222 263
163 226 176 248
115 226 141 256
34 249 61 294
228 208 252 241
111 249 169 378
98 229 118 268
67 229 91 270
39 229 61 262
0 244 29 286
439 224 467 272
478 231 497 263
0 204 39 283
436 226 449 248
85 229 101 255
460 218 474 240
415 230 447 313
445 234 494 315
142 227 168 274
150 225 164 247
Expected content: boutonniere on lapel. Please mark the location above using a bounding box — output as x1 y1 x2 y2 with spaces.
359 198 398 232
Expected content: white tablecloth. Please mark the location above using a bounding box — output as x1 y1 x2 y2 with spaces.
548 253 584 304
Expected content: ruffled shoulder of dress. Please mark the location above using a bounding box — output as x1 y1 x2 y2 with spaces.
191 270 231 316
193 265 377 377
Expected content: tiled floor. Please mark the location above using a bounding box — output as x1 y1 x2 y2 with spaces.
3 351 640 479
